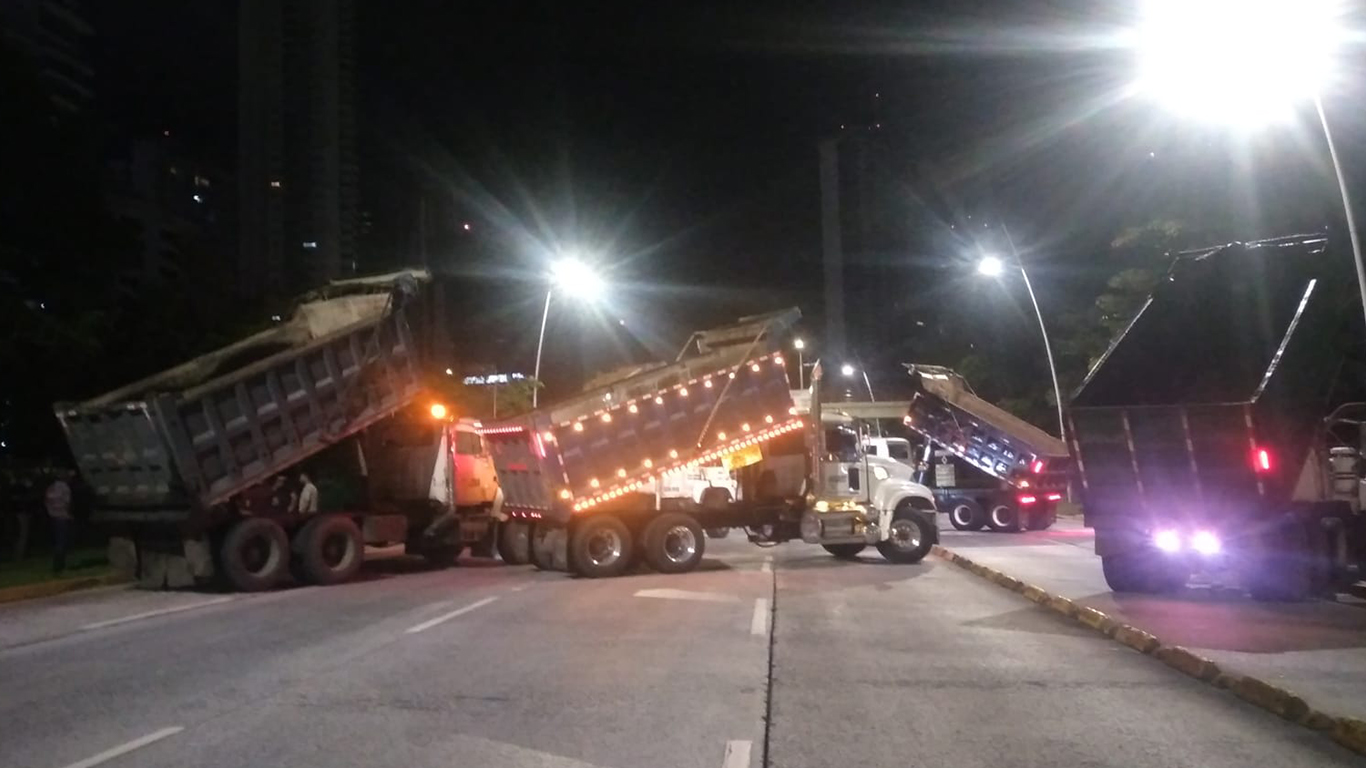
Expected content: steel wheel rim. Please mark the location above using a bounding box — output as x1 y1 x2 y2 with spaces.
662 525 697 564
991 506 1013 528
586 529 623 567
889 519 921 550
952 505 974 527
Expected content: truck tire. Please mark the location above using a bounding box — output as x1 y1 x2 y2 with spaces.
1101 551 1184 593
877 504 934 564
1249 516 1321 602
823 543 866 560
529 522 557 571
706 527 731 539
947 498 985 531
1025 507 1057 531
220 518 290 592
497 521 531 565
986 503 1020 533
568 514 634 578
642 512 706 574
293 514 363 586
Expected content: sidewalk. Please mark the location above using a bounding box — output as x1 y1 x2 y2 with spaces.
0 548 120 604
941 519 1366 725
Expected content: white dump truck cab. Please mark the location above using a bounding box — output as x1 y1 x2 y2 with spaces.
862 436 916 467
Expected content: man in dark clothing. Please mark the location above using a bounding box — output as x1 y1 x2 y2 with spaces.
45 470 74 574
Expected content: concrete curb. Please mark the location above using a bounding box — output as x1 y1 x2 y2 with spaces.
0 572 128 606
929 544 1365 757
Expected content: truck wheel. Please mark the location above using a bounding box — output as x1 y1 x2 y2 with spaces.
569 514 634 578
1101 551 1185 593
877 505 934 564
220 518 290 592
822 543 866 560
948 498 985 531
529 522 557 571
706 527 731 539
986 503 1020 533
1249 516 1319 601
642 512 706 574
497 521 531 565
294 514 363 586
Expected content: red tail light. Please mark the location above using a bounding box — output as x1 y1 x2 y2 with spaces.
1031 459 1045 474
1045 492 1063 501
1018 495 1038 505
1253 446 1273 473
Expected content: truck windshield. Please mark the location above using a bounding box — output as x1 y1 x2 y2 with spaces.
886 441 911 460
455 431 483 455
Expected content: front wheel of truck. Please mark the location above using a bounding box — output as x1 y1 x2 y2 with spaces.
569 514 634 578
877 505 934 564
642 512 706 574
221 518 290 592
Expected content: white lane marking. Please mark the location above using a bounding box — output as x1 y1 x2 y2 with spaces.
634 588 741 603
759 557 772 574
750 598 769 636
80 597 237 631
405 596 498 634
722 739 752 768
61 726 183 768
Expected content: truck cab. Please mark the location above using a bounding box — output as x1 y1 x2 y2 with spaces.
862 437 915 466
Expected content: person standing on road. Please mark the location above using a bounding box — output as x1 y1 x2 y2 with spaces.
45 470 74 574
297 471 319 516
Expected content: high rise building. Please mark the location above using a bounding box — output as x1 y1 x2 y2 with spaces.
0 0 95 117
237 0 357 303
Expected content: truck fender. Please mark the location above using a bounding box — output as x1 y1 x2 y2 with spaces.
873 479 937 539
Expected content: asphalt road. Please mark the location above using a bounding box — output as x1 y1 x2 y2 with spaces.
0 534 1360 768
942 517 1366 725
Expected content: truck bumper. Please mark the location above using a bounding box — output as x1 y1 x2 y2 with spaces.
800 510 880 545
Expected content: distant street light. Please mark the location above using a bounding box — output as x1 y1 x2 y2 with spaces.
840 363 856 378
532 257 604 408
793 338 807 388
1133 0 1366 332
977 223 1066 443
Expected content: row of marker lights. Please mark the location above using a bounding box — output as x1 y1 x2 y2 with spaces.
563 356 786 433
569 419 803 512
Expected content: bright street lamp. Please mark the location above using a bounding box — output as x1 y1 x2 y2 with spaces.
976 256 1005 278
1133 0 1366 333
793 338 807 388
976 225 1067 444
840 363 856 378
532 257 604 408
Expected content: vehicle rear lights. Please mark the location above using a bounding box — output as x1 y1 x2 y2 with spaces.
1191 531 1221 556
1045 493 1063 501
1253 446 1273 473
1153 529 1182 553
1018 495 1038 505
1031 459 1044 474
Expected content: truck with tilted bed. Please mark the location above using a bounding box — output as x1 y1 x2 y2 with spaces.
481 309 939 577
1070 234 1366 599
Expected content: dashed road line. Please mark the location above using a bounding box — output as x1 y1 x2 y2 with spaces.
405 596 498 634
59 726 183 768
635 588 741 603
760 556 773 574
80 597 237 631
750 598 769 636
722 739 752 768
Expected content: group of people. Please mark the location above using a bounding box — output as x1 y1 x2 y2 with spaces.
1 468 80 574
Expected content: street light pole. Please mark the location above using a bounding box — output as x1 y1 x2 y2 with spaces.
531 288 552 408
1000 223 1067 443
1314 95 1366 333
793 339 806 389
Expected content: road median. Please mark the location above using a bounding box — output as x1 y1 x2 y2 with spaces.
931 543 1366 757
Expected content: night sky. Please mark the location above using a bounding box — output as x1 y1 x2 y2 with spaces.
87 1 1366 395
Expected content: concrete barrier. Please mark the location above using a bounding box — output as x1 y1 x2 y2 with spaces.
933 546 1365 757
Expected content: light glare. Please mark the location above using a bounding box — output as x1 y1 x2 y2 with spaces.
550 257 604 300
1135 0 1344 126
977 256 1005 277
1191 530 1221 555
1153 529 1182 553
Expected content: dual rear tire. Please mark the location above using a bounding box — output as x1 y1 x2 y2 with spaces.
567 511 707 578
220 514 363 592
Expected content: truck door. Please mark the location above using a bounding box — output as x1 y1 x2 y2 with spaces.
453 425 499 507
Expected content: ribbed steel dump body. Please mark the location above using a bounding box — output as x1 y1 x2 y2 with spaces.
54 271 428 521
1068 235 1355 524
904 365 1069 489
484 309 802 524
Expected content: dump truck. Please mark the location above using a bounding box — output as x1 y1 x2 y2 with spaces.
480 309 938 577
901 365 1070 532
53 270 503 591
1070 233 1366 599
